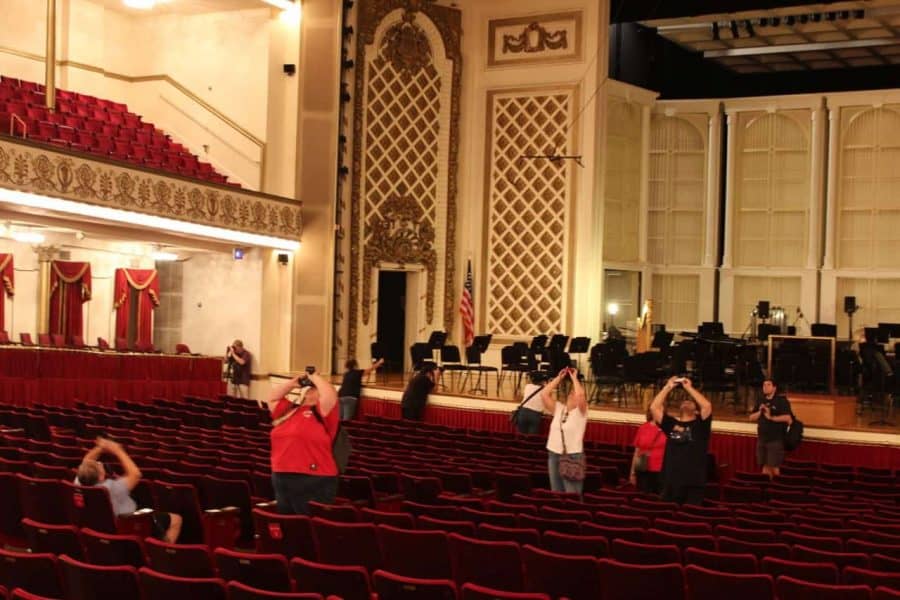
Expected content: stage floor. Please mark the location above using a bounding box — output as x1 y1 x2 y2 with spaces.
352 371 900 447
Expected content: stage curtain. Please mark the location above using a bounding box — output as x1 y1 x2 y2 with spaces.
114 269 160 348
0 254 13 332
49 261 91 344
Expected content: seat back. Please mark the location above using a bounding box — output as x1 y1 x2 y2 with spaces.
50 334 64 347
59 554 140 600
200 476 253 544
448 533 523 592
684 564 774 600
310 518 382 572
461 583 550 600
226 581 324 599
175 344 191 355
212 548 291 593
775 575 872 600
143 537 215 578
71 334 86 348
683 547 758 574
19 333 33 346
540 531 609 558
521 544 602 600
21 518 82 560
0 549 62 599
610 539 681 565
597 559 685 600
64 482 118 533
79 528 144 568
759 556 839 585
137 567 227 600
289 557 372 600
251 510 315 560
376 525 452 579
97 337 110 350
0 331 9 344
36 333 50 346
151 482 204 544
372 570 457 600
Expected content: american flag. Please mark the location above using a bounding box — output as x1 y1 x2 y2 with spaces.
460 260 475 348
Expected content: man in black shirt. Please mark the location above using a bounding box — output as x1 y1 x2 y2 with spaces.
650 376 713 505
749 378 793 479
401 363 440 421
337 357 384 421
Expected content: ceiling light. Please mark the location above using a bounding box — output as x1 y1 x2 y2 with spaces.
0 187 300 252
11 231 45 244
151 251 178 261
123 0 156 9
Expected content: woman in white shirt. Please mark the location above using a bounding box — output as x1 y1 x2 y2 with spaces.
541 367 588 494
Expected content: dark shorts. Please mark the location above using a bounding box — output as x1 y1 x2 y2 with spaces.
151 512 172 539
272 472 338 515
757 438 785 467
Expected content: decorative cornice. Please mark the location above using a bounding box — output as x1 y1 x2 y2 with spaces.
502 22 568 55
0 137 301 241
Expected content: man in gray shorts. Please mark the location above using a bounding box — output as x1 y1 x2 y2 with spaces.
749 379 793 479
76 437 182 543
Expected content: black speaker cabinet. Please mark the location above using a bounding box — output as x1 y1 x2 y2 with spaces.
844 296 857 313
757 301 770 319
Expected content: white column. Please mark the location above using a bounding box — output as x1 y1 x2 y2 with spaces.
704 110 722 268
822 106 840 270
721 111 737 268
807 105 826 270
638 104 651 265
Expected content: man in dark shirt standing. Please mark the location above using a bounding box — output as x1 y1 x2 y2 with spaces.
337 357 384 421
650 376 713 505
401 363 440 421
225 340 252 400
750 378 793 479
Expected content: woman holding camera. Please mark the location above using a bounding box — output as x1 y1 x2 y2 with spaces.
541 368 588 494
650 376 713 505
630 408 667 494
265 370 339 515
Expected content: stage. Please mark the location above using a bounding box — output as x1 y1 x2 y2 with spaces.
353 373 900 473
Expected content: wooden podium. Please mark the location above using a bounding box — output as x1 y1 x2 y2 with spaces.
788 394 857 427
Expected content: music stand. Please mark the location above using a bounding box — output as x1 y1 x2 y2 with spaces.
426 331 448 384
568 336 590 372
473 334 492 353
699 322 724 339
652 330 674 350
549 334 569 351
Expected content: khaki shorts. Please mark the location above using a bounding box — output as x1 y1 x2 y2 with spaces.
757 439 785 467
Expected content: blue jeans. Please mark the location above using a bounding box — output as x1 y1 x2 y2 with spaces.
547 451 584 494
339 396 359 421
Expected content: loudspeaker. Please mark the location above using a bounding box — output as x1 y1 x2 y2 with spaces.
844 296 857 313
757 301 770 319
283 64 296 76
277 253 289 265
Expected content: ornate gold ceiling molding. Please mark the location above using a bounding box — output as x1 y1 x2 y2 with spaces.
347 0 461 358
0 137 301 240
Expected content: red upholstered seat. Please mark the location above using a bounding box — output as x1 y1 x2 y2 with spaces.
289 557 372 600
685 564 774 600
96 337 110 350
137 567 226 600
213 548 291 593
143 537 215 578
226 581 324 600
775 575 872 600
59 554 140 600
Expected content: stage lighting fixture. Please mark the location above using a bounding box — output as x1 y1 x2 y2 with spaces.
283 64 296 76
712 21 720 40
277 252 289 265
730 20 740 38
233 248 245 260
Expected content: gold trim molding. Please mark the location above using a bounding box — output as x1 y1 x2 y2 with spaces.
347 0 462 358
488 12 583 68
0 137 301 240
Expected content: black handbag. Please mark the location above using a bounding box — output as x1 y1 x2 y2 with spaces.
511 385 544 424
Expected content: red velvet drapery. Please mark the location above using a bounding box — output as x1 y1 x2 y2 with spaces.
0 254 13 332
49 261 91 344
114 269 159 348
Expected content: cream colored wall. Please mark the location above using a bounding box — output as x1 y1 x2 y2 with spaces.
454 0 609 359
180 251 262 364
0 1 275 189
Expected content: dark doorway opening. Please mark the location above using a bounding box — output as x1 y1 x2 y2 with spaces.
376 270 406 374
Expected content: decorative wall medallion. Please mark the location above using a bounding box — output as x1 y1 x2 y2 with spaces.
0 138 302 240
362 195 437 325
383 12 432 76
488 12 582 67
502 22 568 54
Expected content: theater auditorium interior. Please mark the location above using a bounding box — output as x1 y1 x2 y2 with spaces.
1 0 900 598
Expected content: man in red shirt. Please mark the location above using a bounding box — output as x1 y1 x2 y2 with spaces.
265 370 339 515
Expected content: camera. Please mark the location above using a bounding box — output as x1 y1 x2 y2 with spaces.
305 366 316 374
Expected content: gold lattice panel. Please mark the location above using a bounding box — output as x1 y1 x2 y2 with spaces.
485 90 573 337
363 56 440 246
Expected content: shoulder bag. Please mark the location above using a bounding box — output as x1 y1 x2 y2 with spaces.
510 385 545 424
558 408 585 482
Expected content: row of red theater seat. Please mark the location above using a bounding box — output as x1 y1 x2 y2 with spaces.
3 516 900 600
0 74 239 188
